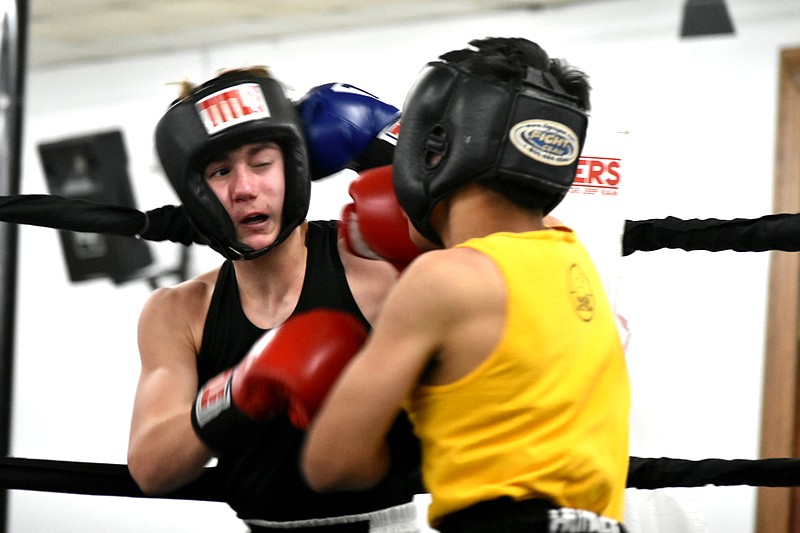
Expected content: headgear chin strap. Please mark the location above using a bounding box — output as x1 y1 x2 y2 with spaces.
393 60 589 245
155 72 311 260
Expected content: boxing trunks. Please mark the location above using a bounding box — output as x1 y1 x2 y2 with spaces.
436 497 627 533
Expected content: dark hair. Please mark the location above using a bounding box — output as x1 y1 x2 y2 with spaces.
441 37 591 112
173 66 275 100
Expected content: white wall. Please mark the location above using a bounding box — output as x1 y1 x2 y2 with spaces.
9 0 800 531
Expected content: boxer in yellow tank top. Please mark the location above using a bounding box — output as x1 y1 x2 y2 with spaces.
303 37 631 533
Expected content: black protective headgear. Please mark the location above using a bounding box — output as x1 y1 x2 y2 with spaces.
155 71 310 260
393 58 589 245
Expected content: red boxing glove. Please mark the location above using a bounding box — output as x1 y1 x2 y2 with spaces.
232 309 368 429
339 165 422 271
192 310 368 450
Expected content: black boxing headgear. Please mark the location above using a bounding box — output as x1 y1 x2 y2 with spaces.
393 59 589 245
155 72 310 260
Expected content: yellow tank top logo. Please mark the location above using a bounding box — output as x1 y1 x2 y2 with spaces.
568 263 595 322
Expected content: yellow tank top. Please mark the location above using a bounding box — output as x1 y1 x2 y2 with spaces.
405 229 630 526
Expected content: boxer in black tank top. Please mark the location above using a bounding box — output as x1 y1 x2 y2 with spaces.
198 220 421 524
129 68 422 533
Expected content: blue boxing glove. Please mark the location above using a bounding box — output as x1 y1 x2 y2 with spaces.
297 83 401 180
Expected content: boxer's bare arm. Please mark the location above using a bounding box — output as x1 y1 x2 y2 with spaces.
339 239 398 325
127 275 215 495
304 247 505 490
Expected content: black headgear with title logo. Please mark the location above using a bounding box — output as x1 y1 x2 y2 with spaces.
155 72 310 260
393 54 589 245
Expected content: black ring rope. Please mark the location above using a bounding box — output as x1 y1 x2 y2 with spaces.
627 456 800 489
622 213 800 255
3 195 800 255
1 456 797 499
0 457 223 501
0 196 198 245
1 194 798 498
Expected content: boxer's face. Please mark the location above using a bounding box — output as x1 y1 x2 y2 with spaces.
204 141 286 250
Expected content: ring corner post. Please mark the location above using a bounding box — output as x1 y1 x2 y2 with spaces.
0 0 29 531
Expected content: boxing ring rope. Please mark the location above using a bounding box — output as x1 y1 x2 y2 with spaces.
622 213 800 255
0 457 223 501
1 456 799 500
1 196 799 498
626 457 800 490
0 196 199 246
5 195 800 255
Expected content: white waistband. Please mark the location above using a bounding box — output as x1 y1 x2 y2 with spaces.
245 501 420 532
548 507 624 533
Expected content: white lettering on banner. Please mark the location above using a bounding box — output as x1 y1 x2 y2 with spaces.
570 156 621 196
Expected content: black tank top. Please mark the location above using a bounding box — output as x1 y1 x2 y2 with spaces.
197 220 422 521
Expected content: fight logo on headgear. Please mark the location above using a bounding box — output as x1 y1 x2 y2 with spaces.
509 119 581 167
